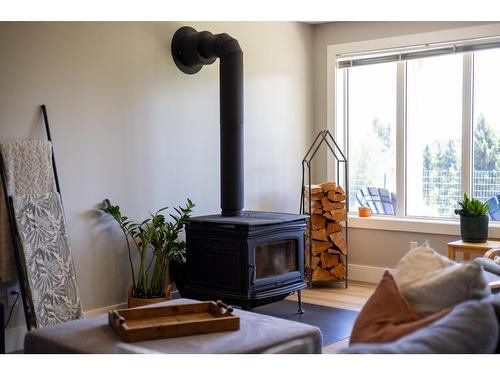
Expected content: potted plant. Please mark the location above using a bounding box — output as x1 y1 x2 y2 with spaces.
454 193 490 243
101 198 194 307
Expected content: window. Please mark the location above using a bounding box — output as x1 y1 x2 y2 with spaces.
347 63 397 212
336 36 500 221
406 55 463 218
473 49 500 221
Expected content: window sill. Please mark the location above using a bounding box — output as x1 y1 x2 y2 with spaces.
348 213 500 239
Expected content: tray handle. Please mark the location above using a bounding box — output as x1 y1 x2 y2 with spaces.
111 310 126 325
216 300 234 316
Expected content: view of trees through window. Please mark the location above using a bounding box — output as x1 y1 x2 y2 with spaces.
407 54 463 218
473 49 500 220
344 48 500 220
421 114 500 216
422 113 500 216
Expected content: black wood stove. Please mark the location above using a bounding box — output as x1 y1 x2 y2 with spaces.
171 27 307 310
184 212 307 309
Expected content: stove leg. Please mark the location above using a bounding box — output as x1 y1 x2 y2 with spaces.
297 290 304 314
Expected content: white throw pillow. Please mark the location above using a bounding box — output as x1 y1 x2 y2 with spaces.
394 244 490 317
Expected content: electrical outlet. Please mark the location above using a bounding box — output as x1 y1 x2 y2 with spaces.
7 285 19 307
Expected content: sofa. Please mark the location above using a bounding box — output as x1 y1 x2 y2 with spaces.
342 246 500 354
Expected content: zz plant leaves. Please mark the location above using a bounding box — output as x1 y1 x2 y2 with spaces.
454 193 490 217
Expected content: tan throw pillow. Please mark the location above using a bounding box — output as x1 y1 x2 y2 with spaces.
350 271 450 344
395 245 490 317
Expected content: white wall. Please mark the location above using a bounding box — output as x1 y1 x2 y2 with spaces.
313 21 500 275
0 21 314 351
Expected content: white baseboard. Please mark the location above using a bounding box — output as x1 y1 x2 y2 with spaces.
83 302 127 318
348 263 394 284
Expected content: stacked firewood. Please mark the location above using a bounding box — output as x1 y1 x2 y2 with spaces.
304 182 347 282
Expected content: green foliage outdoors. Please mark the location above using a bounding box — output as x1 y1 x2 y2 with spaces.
474 114 500 171
101 198 195 298
422 113 499 215
351 113 498 216
423 114 500 173
454 193 490 217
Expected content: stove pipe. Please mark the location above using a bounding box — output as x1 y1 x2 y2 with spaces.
171 26 243 217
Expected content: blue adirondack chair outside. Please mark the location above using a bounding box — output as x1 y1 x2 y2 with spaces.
356 189 499 219
486 194 500 220
356 187 396 215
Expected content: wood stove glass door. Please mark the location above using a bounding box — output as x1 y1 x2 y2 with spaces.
254 239 298 280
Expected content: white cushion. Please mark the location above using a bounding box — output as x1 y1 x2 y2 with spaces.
394 244 490 316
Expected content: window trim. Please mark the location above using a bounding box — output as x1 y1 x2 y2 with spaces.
462 52 474 197
336 35 500 68
326 23 500 232
348 213 500 237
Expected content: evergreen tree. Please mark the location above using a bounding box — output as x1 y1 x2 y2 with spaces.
423 144 432 205
423 144 432 171
437 139 460 171
474 113 500 171
372 117 393 152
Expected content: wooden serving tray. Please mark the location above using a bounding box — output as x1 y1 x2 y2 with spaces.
108 300 240 342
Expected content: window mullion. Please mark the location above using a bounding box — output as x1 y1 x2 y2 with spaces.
343 69 349 161
396 62 406 217
462 53 473 197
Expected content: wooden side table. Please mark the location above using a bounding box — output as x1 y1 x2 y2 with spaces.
447 240 500 261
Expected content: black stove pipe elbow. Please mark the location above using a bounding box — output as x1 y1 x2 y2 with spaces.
171 26 243 217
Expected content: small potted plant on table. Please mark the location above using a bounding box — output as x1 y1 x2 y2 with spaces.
455 193 490 243
101 198 194 307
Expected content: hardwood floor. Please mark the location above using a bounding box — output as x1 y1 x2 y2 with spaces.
286 280 376 311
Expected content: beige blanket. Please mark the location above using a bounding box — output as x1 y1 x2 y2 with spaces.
0 140 56 282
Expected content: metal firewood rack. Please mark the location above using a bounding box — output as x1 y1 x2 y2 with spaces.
300 129 348 288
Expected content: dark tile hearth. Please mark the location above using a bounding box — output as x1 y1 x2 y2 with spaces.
253 299 359 347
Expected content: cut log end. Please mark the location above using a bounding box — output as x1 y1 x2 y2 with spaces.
311 240 333 255
311 228 328 242
329 232 347 255
304 184 323 195
320 181 337 193
311 214 326 230
320 252 340 269
330 263 346 279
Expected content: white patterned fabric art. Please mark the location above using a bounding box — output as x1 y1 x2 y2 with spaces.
13 192 83 328
0 140 56 196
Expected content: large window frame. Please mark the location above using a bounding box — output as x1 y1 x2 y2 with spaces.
327 23 500 237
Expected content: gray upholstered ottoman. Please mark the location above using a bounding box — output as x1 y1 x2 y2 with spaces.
24 298 322 354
